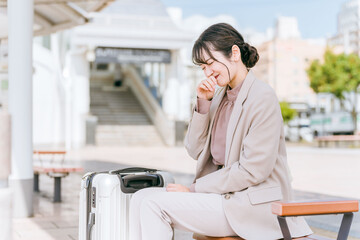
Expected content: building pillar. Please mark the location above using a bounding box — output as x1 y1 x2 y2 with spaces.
162 50 179 120
64 47 90 149
8 0 34 217
177 49 191 121
163 49 190 121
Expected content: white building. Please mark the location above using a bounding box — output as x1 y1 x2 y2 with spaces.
68 0 194 147
1 0 194 150
328 0 360 54
275 16 301 40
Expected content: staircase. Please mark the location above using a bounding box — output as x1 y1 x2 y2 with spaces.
90 73 164 146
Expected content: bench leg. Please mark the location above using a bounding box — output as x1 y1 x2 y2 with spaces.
337 212 353 240
54 177 62 202
34 173 39 192
277 216 292 240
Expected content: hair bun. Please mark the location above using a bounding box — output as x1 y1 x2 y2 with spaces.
240 43 259 68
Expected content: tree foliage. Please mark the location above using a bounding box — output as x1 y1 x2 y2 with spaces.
307 50 360 99
280 101 297 124
307 49 360 133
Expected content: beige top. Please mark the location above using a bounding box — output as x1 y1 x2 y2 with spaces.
190 81 243 192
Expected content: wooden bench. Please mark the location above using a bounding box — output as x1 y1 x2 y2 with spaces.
33 150 83 202
193 200 359 240
315 135 360 148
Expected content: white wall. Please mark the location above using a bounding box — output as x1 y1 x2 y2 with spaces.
33 43 65 146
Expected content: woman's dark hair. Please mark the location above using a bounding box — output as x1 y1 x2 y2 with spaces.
192 23 259 68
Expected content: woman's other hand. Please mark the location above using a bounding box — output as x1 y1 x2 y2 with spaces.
197 76 217 100
166 183 190 192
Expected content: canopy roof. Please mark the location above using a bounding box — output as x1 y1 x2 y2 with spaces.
72 0 194 50
0 0 114 40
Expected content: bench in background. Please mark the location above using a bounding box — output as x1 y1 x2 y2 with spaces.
315 135 360 148
33 150 83 202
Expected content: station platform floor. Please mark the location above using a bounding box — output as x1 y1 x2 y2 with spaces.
12 144 360 239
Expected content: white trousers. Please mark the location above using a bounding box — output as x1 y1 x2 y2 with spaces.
129 187 237 240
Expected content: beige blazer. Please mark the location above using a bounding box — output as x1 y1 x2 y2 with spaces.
184 71 312 239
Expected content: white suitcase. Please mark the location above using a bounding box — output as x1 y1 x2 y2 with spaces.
79 167 174 240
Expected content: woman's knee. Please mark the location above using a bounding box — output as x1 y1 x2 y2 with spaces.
131 187 165 207
139 193 173 225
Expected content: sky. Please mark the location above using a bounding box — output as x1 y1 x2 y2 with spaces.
161 0 350 39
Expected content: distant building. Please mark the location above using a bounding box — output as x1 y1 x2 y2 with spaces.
253 17 325 106
328 0 360 54
275 16 301 40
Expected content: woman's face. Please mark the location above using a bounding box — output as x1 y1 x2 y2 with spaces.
200 49 234 87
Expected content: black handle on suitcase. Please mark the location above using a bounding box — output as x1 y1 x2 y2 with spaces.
120 173 164 193
123 174 159 188
109 167 158 175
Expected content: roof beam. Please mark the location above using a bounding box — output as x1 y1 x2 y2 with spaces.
34 10 54 28
0 0 114 7
83 1 112 12
34 20 77 36
66 2 89 19
55 4 87 24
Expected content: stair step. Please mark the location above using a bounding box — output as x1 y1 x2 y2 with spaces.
90 74 163 146
96 125 163 146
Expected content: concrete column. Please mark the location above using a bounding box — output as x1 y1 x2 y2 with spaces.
50 33 66 145
8 0 34 217
64 53 73 150
64 47 89 149
177 49 191 121
163 49 190 121
162 50 179 120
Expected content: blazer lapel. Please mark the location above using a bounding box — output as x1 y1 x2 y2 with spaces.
225 70 256 166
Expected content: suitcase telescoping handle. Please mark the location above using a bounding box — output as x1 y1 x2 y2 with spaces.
109 167 158 175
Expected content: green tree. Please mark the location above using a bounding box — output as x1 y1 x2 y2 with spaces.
280 101 297 124
307 49 360 134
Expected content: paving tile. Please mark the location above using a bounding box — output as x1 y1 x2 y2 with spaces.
11 145 360 239
13 218 57 230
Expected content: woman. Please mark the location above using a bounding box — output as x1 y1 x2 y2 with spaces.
129 23 312 240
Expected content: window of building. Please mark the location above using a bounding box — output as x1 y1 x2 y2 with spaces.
42 35 51 50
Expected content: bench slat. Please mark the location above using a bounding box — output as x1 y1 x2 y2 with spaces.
34 166 83 174
33 150 66 155
192 234 244 240
295 236 332 240
192 234 330 240
272 200 359 216
315 135 360 141
33 150 82 174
